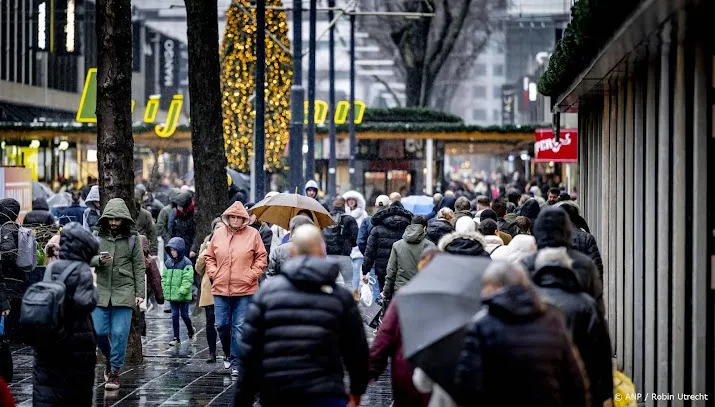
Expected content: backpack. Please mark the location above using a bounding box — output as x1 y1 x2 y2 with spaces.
323 213 348 247
0 222 37 272
19 262 80 345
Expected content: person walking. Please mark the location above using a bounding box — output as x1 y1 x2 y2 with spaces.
357 195 390 300
491 201 519 237
452 197 473 225
61 190 86 226
92 198 146 390
532 247 613 407
31 223 99 406
437 230 491 258
140 235 164 311
556 201 603 276
266 215 315 279
324 197 359 289
168 191 196 257
162 237 195 347
382 216 435 302
479 209 512 245
477 219 504 255
489 234 537 264
204 201 267 377
196 218 231 365
454 261 590 407
134 195 158 255
23 198 55 228
234 224 369 407
362 202 413 294
426 208 454 245
343 191 367 295
82 186 101 231
156 188 180 245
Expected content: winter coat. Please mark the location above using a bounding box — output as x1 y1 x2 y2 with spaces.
490 234 537 264
482 235 504 255
140 235 164 304
383 225 435 300
61 203 86 226
196 238 214 307
519 198 541 223
453 210 473 225
266 242 292 278
437 231 491 258
169 192 196 254
454 285 590 407
235 256 369 406
533 259 613 406
135 207 158 255
44 234 61 266
257 222 273 255
162 237 194 303
497 218 520 238
426 219 454 245
343 191 368 259
204 202 268 297
23 198 55 227
324 208 359 257
92 198 146 308
521 207 605 315
269 224 287 255
436 196 456 212
369 301 430 407
156 188 180 244
82 186 101 231
357 215 373 254
571 225 603 277
0 199 24 312
362 204 412 277
32 223 98 407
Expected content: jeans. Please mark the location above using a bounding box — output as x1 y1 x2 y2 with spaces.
370 268 380 300
214 295 253 369
170 301 194 340
351 258 363 291
92 306 133 372
327 255 353 288
204 305 229 357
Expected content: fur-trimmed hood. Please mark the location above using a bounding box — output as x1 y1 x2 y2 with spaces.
437 231 490 257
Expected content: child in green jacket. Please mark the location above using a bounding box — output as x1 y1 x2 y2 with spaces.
163 237 195 346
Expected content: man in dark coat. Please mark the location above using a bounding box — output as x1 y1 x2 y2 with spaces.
521 206 605 315
323 197 359 287
235 225 369 407
361 202 412 293
32 222 99 406
452 197 473 224
169 191 196 255
491 200 520 237
23 197 55 227
61 190 86 226
557 201 601 273
532 247 613 407
519 198 541 225
455 261 589 407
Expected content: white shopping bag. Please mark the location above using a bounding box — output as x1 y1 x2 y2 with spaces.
360 276 377 307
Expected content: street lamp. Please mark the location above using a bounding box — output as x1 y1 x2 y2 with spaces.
288 0 305 192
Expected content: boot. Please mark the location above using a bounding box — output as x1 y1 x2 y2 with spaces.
206 352 217 364
353 290 359 301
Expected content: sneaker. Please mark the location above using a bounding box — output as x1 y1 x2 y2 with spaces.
103 363 111 382
169 338 180 347
223 356 231 369
206 353 217 364
105 371 120 390
231 368 239 377
188 330 194 341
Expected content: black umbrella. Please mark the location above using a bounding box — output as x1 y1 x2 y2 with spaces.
395 253 490 397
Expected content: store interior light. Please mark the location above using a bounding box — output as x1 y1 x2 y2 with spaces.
1 142 6 150
29 140 41 149
87 149 97 162
58 141 70 151
528 82 537 101
520 153 530 161
508 155 516 162
302 144 309 154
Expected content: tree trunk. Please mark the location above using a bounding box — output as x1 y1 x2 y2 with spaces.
184 0 229 242
96 0 142 364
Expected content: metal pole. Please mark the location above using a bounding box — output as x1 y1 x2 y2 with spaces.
288 0 304 192
306 0 316 183
253 0 266 200
348 13 357 188
327 0 336 198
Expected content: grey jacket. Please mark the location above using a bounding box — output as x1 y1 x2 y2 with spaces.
266 242 293 278
383 224 435 299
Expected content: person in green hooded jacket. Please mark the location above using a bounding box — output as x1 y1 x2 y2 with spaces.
91 198 146 391
382 216 436 301
156 188 180 245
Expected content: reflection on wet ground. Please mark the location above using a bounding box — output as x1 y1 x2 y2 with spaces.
10 305 393 406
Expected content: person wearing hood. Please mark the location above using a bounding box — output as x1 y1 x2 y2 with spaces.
437 230 491 258
61 190 86 226
383 216 435 301
490 234 537 264
479 209 511 245
234 224 369 407
521 206 605 316
204 201 268 376
519 198 541 226
82 185 101 231
142 191 165 221
478 219 505 255
557 200 591 233
23 197 55 227
532 248 613 407
31 222 99 406
343 191 367 295
156 187 180 245
162 237 195 347
454 261 589 407
304 179 320 200
134 195 158 256
91 198 146 390
426 208 455 245
556 201 603 275
361 202 413 294
168 191 196 255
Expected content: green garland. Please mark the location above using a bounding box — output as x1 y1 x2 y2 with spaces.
361 108 463 123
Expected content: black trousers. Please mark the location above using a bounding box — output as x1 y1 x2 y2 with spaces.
204 305 229 357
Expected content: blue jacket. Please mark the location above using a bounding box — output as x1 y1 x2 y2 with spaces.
357 216 373 254
61 203 87 226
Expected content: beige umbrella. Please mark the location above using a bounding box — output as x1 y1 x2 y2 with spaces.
250 193 335 230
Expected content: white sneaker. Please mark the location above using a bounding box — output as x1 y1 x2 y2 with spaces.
231 368 239 377
223 357 231 370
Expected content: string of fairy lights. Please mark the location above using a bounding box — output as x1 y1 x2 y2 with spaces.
219 0 293 172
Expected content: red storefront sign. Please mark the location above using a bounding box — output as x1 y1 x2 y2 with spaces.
534 128 578 163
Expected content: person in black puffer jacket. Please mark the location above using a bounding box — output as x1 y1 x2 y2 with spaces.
455 261 589 407
521 206 604 316
23 198 55 227
361 202 412 292
533 247 613 407
426 208 455 245
235 225 369 407
32 222 99 406
169 191 196 254
556 201 602 276
437 230 491 258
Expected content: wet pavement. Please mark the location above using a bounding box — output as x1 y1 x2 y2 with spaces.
9 304 394 406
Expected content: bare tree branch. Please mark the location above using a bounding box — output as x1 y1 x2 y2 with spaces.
371 75 403 107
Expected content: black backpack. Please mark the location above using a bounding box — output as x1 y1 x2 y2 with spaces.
19 263 80 345
323 213 348 247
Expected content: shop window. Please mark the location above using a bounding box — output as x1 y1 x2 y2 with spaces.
473 86 486 99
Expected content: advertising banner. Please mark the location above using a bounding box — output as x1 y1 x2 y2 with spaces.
0 168 33 223
534 128 578 163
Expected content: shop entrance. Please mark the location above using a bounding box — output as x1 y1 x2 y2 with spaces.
363 170 413 206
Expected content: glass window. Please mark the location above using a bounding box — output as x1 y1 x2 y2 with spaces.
473 109 487 121
473 86 486 99
493 86 502 99
493 64 504 76
473 64 487 75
